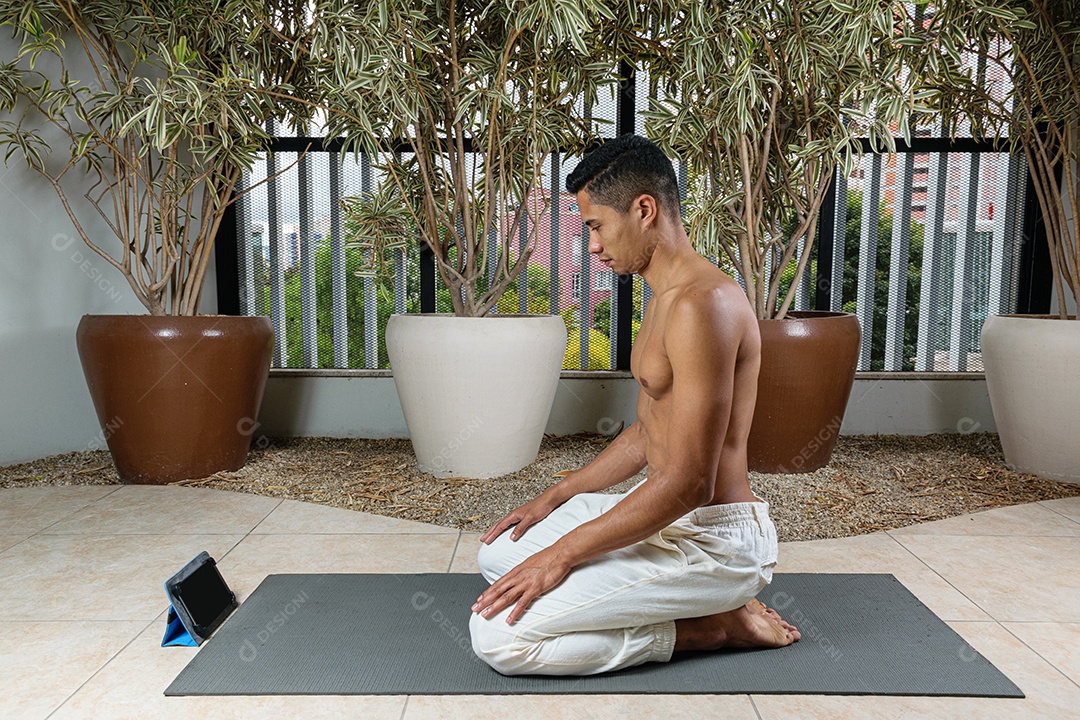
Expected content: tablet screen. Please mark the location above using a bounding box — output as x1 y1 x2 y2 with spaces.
177 561 233 631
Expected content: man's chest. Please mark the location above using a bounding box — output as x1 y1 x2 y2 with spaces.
630 299 675 400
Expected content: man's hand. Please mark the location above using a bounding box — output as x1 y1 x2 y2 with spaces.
480 489 567 544
471 546 571 624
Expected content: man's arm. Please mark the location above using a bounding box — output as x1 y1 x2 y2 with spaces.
548 289 739 561
473 290 744 622
479 421 646 544
547 421 648 501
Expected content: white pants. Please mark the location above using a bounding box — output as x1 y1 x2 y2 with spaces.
469 483 778 676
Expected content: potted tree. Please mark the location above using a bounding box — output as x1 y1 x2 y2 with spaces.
645 0 919 472
313 1 617 477
0 2 316 483
925 0 1080 483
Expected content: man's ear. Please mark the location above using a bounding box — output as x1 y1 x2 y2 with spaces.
635 194 660 228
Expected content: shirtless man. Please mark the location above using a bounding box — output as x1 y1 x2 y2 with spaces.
469 134 800 676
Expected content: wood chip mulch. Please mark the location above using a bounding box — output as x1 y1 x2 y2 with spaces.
2 432 1077 542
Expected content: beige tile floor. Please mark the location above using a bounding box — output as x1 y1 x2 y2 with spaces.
1 484 1078 719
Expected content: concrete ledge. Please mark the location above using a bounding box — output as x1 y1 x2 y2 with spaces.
258 372 995 439
841 375 993 436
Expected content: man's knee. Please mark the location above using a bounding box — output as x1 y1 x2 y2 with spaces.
475 533 521 582
469 611 530 676
475 537 500 580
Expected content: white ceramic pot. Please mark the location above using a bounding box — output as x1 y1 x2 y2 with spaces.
982 314 1080 484
385 313 568 478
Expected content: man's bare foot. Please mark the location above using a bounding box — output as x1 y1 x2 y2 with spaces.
674 601 801 653
746 597 785 623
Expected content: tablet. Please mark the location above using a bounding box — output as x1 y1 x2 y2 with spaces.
164 551 237 645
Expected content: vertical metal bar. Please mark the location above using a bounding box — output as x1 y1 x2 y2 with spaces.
795 235 813 311
414 148 438 315
395 248 407 315
580 100 592 367
950 152 979 371
214 190 241 315
610 269 619 371
579 226 590 368
1000 154 1025 314
618 59 635 139
813 167 836 311
762 242 773 305
266 125 286 367
395 152 407 317
361 152 378 367
362 276 378 367
456 203 467 311
487 216 498 311
420 241 436 313
235 171 255 315
856 153 881 370
1015 149 1055 314
635 60 649 136
830 167 848 313
916 150 948 371
519 201 529 315
955 55 987 369
885 152 913 370
550 152 561 316
678 159 688 219
613 59 636 371
298 148 317 367
986 152 1007 321
329 152 348 368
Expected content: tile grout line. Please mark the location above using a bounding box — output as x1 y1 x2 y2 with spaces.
890 526 1080 688
1036 500 1080 527
0 535 32 557
399 695 410 720
996 621 1080 693
43 612 164 720
8 484 124 539
747 693 764 720
241 496 288 536
41 492 287 716
216 497 285 566
885 532 1079 538
446 530 464 573
882 530 994 620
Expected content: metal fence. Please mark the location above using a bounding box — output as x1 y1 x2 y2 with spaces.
219 79 1048 373
814 140 1027 372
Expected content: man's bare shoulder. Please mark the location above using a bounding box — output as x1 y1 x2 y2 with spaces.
667 263 754 332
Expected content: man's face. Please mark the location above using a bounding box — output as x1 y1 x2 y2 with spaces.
575 189 653 276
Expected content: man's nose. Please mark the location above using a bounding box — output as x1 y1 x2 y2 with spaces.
588 237 603 254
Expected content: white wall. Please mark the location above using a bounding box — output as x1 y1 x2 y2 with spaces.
0 155 220 466
839 374 994 435
0 35 230 468
255 372 640 440
0 31 218 467
255 371 997 441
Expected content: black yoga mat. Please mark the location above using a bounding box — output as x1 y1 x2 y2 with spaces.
165 573 1023 697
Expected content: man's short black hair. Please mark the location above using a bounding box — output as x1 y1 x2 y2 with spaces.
566 134 681 221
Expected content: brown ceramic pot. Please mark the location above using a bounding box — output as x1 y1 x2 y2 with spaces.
75 314 274 484
747 311 860 473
